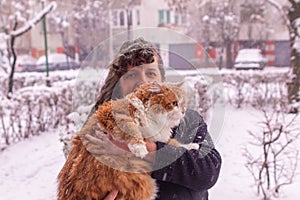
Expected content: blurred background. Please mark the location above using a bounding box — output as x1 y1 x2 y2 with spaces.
0 0 295 71
0 1 300 200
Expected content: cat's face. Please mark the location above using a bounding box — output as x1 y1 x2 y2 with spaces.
134 82 186 142
142 82 186 127
165 82 186 115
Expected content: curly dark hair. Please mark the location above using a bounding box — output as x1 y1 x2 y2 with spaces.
90 37 166 115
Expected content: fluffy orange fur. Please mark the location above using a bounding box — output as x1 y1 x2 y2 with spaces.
57 82 188 200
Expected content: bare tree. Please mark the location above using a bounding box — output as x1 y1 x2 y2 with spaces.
243 104 299 199
214 1 239 68
0 1 56 97
47 0 112 62
240 1 266 47
265 0 300 111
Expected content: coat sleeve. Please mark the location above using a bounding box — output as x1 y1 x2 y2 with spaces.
151 109 222 191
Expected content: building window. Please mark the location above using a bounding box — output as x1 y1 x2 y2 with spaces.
181 12 187 24
120 11 125 26
166 10 170 24
113 11 118 26
174 14 179 24
158 10 172 25
159 10 164 24
136 9 140 25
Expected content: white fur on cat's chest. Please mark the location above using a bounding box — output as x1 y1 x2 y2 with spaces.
139 112 172 143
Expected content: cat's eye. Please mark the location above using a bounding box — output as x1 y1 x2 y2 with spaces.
172 101 178 106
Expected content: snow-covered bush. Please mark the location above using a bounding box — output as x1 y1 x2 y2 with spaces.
0 84 73 150
0 68 107 151
221 70 289 109
0 32 9 74
71 67 107 110
0 68 293 153
0 71 77 96
59 104 93 157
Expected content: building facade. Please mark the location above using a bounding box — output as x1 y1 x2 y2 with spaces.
12 0 290 67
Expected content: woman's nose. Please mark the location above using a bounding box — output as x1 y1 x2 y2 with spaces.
142 72 149 81
135 73 150 88
138 73 149 83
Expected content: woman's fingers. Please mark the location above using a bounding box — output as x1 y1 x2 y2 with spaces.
82 130 129 156
103 190 119 200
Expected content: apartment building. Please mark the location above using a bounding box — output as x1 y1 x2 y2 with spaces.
12 0 290 67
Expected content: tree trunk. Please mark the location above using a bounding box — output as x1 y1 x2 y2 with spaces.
287 50 300 105
7 20 18 98
126 8 132 40
287 2 300 109
225 40 233 68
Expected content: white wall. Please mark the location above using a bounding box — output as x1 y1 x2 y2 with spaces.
139 0 169 27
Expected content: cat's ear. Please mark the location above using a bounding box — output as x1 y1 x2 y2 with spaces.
148 81 162 93
166 81 184 88
176 81 184 88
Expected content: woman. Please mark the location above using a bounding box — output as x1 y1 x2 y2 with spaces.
86 37 221 200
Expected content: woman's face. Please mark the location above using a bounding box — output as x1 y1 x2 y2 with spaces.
119 56 162 96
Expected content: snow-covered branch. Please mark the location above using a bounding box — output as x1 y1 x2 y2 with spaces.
265 0 291 31
244 107 300 199
10 1 57 37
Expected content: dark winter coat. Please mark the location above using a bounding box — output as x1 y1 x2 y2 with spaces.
151 109 222 200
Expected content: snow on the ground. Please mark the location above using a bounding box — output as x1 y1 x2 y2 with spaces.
210 106 300 200
0 130 65 200
0 105 299 200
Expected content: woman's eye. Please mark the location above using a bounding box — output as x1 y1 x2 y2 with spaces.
124 73 136 79
147 71 157 77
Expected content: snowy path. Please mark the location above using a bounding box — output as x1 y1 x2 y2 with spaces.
0 131 65 200
0 106 299 200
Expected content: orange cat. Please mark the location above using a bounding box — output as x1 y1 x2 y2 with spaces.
57 82 199 200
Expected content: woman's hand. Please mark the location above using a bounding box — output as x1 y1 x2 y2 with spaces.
103 190 124 200
82 129 157 160
107 134 131 152
144 138 157 152
81 130 129 156
143 139 157 162
86 190 124 200
107 135 157 152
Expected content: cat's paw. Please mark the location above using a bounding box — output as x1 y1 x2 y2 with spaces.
128 143 149 158
189 143 200 150
182 143 199 150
